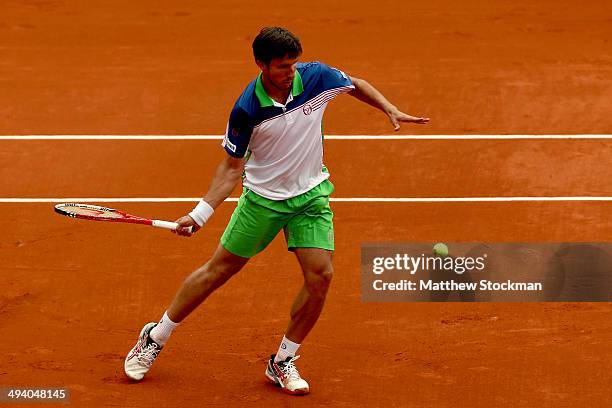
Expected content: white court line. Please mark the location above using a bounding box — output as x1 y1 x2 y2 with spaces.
1 197 611 203
0 134 612 140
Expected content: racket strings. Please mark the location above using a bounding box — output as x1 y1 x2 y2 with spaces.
59 205 122 219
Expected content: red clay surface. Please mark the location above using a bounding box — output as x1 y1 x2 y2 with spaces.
2 1 612 407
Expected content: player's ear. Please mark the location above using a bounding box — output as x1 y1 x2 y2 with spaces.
255 59 268 72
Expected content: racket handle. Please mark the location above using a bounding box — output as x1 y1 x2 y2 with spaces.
152 220 193 233
152 220 178 230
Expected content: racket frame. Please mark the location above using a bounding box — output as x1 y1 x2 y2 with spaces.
54 203 180 231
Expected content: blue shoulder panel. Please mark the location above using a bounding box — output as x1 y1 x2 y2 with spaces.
223 80 260 158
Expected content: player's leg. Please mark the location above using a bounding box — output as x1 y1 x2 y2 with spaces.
165 244 249 323
285 248 333 343
125 187 286 381
265 248 333 395
281 179 335 344
265 179 335 395
124 244 248 381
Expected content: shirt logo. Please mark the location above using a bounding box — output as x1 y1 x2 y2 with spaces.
223 134 237 153
303 104 313 115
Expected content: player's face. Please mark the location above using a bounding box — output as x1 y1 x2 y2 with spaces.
259 55 299 91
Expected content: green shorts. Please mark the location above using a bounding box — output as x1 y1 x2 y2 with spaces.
220 179 335 258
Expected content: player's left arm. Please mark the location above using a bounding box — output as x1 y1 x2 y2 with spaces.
348 76 430 130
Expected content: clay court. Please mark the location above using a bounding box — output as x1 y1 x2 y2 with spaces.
2 1 612 406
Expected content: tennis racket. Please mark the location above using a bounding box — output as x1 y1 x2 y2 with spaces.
54 203 190 232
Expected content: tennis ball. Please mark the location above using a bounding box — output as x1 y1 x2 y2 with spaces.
433 243 449 257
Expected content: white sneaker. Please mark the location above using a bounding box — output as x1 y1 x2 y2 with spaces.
124 322 162 381
265 354 310 395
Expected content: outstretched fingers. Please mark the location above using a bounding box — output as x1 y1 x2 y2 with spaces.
389 112 430 130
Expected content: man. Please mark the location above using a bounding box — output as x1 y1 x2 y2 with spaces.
124 27 428 395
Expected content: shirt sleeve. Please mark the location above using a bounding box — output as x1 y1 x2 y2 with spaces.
222 106 254 158
318 62 354 92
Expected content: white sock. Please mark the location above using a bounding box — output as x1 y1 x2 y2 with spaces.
149 311 179 346
274 335 300 363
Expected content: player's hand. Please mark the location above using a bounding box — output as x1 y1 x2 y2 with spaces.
388 109 430 130
173 215 200 237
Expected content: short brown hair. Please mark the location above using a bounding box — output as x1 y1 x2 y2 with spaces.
252 27 302 64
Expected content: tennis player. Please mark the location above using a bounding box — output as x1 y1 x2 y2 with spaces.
125 27 429 395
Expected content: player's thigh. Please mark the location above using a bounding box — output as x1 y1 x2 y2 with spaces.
221 191 287 258
207 242 250 275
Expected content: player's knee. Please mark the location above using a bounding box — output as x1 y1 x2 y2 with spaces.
187 262 237 289
305 264 333 297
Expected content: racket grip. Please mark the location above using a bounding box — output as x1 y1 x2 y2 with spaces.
152 220 193 233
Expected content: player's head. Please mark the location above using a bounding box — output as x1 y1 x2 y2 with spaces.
253 27 302 91
253 27 302 65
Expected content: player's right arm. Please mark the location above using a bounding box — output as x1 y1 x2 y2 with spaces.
202 156 245 209
174 156 245 237
174 103 254 237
